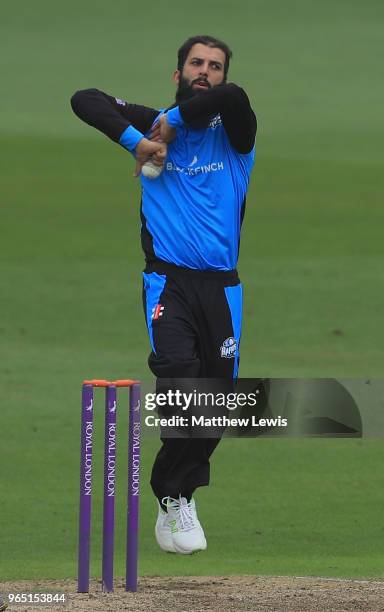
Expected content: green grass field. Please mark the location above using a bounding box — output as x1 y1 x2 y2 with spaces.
1 0 384 583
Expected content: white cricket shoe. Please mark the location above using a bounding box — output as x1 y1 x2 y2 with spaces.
155 502 176 553
163 495 207 555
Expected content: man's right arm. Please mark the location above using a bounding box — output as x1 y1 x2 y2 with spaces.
165 84 256 154
70 88 159 151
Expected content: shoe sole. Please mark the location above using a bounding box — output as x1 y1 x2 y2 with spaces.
157 541 177 553
173 542 207 555
174 548 206 555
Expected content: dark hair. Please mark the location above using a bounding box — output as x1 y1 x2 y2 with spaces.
177 35 233 79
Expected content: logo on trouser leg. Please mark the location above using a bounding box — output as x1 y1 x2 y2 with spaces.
151 304 164 320
220 337 237 358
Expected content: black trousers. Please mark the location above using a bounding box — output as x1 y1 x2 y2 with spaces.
142 261 243 501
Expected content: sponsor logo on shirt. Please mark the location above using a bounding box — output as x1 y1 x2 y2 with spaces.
151 304 164 320
220 337 237 358
209 114 222 129
115 97 126 106
166 160 225 176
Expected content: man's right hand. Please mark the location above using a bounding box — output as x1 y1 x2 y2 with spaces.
150 114 176 144
134 138 167 177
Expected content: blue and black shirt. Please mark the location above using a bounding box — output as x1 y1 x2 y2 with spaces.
71 84 257 271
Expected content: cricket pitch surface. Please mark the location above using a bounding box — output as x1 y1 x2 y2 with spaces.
2 576 384 611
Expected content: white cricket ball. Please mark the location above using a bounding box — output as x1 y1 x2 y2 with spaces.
142 159 162 179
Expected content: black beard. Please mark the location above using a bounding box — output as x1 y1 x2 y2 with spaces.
175 75 205 103
174 76 217 128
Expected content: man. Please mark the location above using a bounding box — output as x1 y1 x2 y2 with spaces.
71 34 257 555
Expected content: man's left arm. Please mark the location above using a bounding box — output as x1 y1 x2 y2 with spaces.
166 84 257 154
